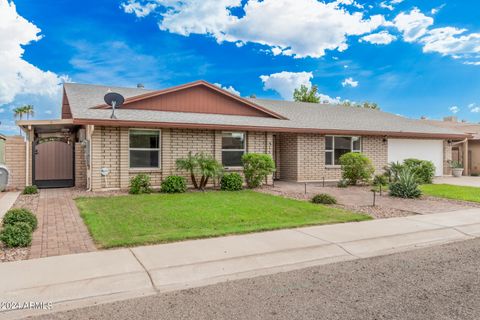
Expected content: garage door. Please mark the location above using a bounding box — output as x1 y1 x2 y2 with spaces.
388 139 444 176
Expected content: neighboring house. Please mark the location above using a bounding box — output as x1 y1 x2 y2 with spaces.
0 133 5 164
11 80 467 191
422 116 480 175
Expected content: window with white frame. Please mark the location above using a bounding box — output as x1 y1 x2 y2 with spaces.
222 132 245 167
325 136 361 166
129 129 160 168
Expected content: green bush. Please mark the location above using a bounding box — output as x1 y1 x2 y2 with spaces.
220 173 243 191
389 168 422 199
339 152 375 185
242 153 276 189
3 208 37 230
337 179 348 188
403 158 435 184
129 174 152 194
311 194 337 205
22 185 38 195
176 152 223 190
384 161 404 183
372 174 388 186
161 176 187 193
0 222 33 247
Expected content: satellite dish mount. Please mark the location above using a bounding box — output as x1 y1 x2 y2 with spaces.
104 91 125 119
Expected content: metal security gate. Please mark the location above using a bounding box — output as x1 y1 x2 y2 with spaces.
33 139 74 188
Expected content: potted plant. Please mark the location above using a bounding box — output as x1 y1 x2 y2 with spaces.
450 161 464 177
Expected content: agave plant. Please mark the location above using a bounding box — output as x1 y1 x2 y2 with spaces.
389 168 422 199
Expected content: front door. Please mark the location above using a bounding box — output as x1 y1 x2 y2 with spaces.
34 139 74 188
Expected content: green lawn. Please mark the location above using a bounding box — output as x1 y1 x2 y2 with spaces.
76 190 370 248
420 184 480 203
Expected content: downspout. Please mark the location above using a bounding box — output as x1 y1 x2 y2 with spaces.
87 125 95 192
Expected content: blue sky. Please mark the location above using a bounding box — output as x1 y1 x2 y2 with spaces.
1 0 480 134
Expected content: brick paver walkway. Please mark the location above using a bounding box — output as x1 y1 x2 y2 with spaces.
29 189 96 259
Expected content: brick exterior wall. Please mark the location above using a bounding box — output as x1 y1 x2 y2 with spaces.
89 127 274 191
4 136 26 190
443 140 452 175
279 134 389 182
75 142 87 188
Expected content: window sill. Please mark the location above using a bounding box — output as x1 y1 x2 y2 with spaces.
129 168 162 172
325 165 341 169
224 166 243 171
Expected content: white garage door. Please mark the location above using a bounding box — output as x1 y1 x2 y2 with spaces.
388 139 444 176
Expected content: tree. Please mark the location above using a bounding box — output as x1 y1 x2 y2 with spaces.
293 85 320 103
23 105 34 119
13 106 26 135
342 101 380 110
176 152 223 190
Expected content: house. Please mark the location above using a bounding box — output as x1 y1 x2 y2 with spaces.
9 80 467 191
421 116 480 175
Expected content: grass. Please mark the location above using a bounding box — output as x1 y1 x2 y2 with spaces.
420 184 480 203
76 190 370 248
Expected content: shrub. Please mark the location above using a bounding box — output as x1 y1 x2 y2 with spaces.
337 179 348 188
384 161 404 183
161 176 187 193
339 152 375 185
403 158 435 184
22 185 38 195
220 173 243 191
389 168 422 199
176 152 223 190
0 222 33 247
129 174 152 194
242 153 276 188
3 208 37 230
372 174 388 186
311 194 337 205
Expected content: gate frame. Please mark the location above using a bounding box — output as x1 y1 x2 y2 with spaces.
32 138 75 188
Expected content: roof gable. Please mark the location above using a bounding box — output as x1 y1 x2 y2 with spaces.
93 81 286 119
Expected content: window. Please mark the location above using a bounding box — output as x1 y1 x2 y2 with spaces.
222 132 245 167
325 136 361 166
129 130 160 168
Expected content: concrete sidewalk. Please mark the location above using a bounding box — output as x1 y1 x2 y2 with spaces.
1 208 480 319
0 191 20 220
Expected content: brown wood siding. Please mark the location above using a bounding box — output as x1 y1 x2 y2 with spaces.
61 90 72 119
35 141 73 180
124 85 270 117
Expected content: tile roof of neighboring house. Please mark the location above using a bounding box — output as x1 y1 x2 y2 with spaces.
63 82 467 138
420 119 480 139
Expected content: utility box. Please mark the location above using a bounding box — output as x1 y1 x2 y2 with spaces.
0 165 9 192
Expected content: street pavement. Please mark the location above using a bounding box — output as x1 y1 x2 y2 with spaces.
31 238 480 320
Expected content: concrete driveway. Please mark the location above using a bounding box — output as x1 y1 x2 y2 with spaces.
434 176 480 187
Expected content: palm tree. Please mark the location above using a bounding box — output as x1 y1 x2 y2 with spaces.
23 105 34 120
13 106 26 135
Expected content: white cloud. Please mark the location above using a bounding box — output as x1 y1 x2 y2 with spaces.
318 94 342 104
342 77 359 88
393 8 434 42
471 107 480 113
213 83 240 96
123 0 386 58
0 108 5 113
121 0 158 18
464 61 480 66
44 109 53 115
420 27 480 61
379 0 403 11
259 71 313 100
431 4 446 15
449 106 459 114
360 31 397 45
0 0 65 105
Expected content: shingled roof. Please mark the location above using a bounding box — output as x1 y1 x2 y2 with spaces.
63 82 467 139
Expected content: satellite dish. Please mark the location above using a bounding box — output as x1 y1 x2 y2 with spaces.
104 92 125 119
